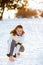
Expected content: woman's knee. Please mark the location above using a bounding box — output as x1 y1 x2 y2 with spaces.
19 46 25 52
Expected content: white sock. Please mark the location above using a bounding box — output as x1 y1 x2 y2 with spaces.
13 45 20 55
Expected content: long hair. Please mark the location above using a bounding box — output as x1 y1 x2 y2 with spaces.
10 25 25 36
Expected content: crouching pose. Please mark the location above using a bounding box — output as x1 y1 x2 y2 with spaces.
7 25 25 61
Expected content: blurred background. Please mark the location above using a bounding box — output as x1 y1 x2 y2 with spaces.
0 0 43 20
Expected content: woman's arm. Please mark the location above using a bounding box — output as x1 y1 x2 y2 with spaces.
19 34 25 44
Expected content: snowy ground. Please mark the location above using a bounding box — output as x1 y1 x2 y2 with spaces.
0 18 43 65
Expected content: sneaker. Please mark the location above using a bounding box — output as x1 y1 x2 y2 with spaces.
7 53 10 57
13 54 16 58
17 52 21 56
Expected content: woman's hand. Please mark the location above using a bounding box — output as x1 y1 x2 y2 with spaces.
16 41 18 44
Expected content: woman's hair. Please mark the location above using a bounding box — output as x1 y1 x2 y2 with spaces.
10 25 25 36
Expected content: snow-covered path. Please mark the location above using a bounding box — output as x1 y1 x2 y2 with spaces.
0 18 43 65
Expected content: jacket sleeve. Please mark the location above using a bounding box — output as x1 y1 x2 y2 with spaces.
19 35 25 44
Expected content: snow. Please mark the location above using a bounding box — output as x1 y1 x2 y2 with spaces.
0 18 43 65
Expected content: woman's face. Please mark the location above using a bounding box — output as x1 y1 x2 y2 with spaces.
16 28 23 36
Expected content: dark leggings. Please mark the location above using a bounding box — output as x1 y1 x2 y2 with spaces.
9 40 24 56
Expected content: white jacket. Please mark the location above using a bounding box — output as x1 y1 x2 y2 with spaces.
8 34 24 45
